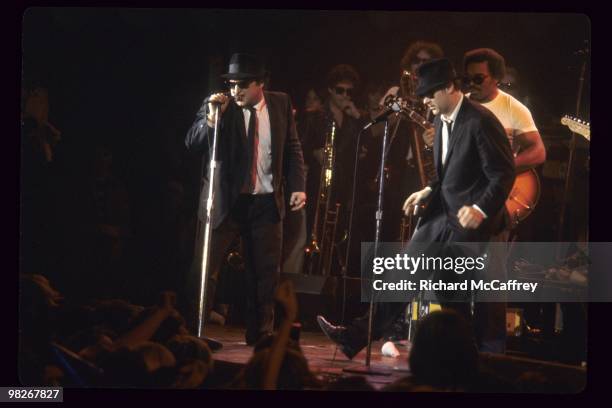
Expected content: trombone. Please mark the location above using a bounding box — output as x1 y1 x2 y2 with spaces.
304 120 341 276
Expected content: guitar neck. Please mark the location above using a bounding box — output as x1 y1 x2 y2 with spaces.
390 96 434 130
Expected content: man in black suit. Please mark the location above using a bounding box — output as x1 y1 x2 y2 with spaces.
185 53 306 345
317 58 515 359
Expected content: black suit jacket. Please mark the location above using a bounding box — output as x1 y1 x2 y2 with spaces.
185 91 306 228
416 96 515 241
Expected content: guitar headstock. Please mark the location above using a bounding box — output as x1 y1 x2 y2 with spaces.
561 115 590 141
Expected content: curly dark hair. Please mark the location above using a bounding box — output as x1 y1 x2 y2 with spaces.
400 41 444 72
463 48 507 80
326 64 360 89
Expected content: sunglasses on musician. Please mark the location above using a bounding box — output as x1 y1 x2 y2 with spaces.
411 56 430 66
462 74 490 86
333 86 354 97
225 79 257 89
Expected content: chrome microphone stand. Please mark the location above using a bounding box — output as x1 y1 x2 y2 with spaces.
343 117 394 376
197 103 222 338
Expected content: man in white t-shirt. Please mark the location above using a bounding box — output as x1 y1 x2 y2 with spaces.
463 48 546 172
461 48 546 355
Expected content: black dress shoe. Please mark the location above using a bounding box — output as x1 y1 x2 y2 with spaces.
316 315 361 360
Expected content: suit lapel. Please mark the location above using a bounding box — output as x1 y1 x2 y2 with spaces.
265 92 281 178
433 116 443 178
440 97 469 172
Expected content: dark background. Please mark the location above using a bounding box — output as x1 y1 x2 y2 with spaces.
23 9 590 147
10 5 612 400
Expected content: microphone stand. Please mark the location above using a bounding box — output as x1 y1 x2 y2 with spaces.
343 117 393 376
557 40 589 248
197 103 222 339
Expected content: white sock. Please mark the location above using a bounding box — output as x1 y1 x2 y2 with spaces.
381 341 400 358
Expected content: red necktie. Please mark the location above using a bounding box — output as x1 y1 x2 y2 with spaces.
242 106 259 193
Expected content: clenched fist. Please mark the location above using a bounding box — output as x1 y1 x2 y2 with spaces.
289 192 307 211
457 205 485 229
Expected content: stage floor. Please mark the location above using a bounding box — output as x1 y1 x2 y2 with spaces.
205 324 411 389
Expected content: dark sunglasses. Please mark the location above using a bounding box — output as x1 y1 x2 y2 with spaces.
333 86 354 97
411 57 430 65
462 74 490 86
225 79 256 89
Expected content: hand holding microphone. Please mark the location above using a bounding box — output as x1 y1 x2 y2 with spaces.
206 93 231 126
343 101 361 119
362 97 402 130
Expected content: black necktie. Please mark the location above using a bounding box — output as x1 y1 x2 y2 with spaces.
444 119 453 135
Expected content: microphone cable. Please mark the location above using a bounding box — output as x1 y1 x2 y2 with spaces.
339 116 402 326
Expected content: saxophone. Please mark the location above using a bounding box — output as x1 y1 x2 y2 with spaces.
304 119 341 275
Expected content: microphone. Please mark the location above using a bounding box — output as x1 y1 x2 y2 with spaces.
204 92 232 105
362 99 402 130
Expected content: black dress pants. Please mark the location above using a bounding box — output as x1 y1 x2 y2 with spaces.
343 213 494 353
190 193 282 344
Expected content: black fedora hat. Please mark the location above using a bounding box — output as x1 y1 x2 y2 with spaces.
415 58 458 97
221 53 267 80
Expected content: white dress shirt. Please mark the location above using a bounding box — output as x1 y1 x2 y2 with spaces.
440 93 464 167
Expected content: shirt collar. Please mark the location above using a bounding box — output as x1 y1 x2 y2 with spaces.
441 93 464 124
247 96 266 112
